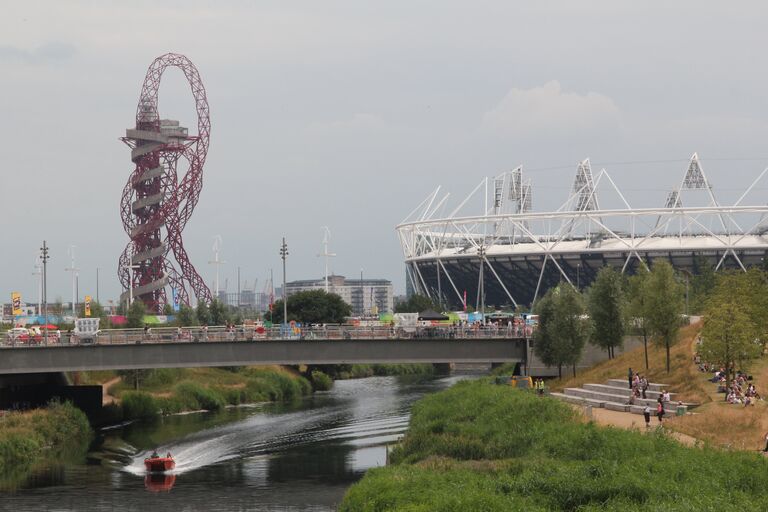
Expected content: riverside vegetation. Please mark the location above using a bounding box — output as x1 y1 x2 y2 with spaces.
100 364 434 421
340 380 768 511
0 402 92 485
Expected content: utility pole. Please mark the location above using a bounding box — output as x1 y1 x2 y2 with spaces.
237 266 241 307
40 241 49 342
65 244 79 317
360 268 364 317
576 262 581 289
477 245 486 318
96 267 100 304
318 226 336 293
280 238 288 324
121 263 141 306
208 235 226 299
32 255 42 314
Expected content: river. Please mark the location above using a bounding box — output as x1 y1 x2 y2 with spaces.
1 373 472 511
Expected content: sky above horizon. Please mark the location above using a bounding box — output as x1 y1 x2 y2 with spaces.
3 1 768 306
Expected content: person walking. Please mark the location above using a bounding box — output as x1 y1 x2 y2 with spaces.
640 376 649 399
657 400 665 424
763 431 768 453
643 405 651 428
628 367 633 390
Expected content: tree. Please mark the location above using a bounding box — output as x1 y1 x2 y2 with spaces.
126 300 147 328
209 299 230 326
534 284 589 378
196 301 211 326
587 266 626 359
394 294 438 313
271 290 352 324
162 304 174 316
628 264 651 370
177 304 198 327
644 260 684 373
700 292 760 391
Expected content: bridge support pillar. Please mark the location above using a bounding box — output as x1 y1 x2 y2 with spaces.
433 363 453 375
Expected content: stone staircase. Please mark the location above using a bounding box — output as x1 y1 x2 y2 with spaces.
551 378 689 415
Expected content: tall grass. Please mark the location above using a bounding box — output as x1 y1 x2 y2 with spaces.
117 367 313 419
340 380 768 511
0 402 92 475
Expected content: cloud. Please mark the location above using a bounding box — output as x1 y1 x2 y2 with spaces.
481 80 621 137
0 42 77 64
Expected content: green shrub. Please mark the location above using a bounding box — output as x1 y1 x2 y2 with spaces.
0 401 92 477
341 380 768 511
372 364 435 376
174 381 225 411
311 371 334 391
121 391 160 420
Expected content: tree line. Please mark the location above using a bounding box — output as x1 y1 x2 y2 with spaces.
534 259 768 379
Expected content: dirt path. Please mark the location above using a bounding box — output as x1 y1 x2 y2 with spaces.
102 376 121 406
571 404 697 446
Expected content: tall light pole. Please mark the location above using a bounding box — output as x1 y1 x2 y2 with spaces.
208 235 226 299
64 244 79 317
280 238 288 324
477 245 486 317
121 263 141 306
96 267 100 304
318 227 336 293
40 241 49 341
360 268 364 317
576 262 581 289
32 255 42 314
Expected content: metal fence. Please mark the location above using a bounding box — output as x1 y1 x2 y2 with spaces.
1 324 531 348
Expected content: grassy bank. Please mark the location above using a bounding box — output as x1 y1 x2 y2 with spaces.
340 380 768 511
0 402 92 477
109 367 313 420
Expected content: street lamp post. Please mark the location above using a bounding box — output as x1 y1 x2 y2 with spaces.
121 263 141 307
39 241 49 343
65 245 79 318
478 245 486 317
576 262 581 289
280 238 288 324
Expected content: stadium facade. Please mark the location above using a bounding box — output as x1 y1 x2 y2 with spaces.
397 154 768 310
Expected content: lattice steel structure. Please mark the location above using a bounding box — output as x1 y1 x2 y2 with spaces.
118 53 213 311
398 154 768 310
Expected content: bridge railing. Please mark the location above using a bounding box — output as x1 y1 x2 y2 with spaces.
0 324 531 348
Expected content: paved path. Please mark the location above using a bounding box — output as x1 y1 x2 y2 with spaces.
102 376 121 406
572 404 697 446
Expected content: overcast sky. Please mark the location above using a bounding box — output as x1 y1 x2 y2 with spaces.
2 1 768 305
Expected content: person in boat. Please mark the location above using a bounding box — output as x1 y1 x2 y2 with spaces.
166 451 172 458
151 449 159 459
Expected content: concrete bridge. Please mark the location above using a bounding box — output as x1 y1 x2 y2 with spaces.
0 338 527 375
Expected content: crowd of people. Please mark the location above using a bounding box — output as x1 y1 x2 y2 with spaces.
695 354 763 406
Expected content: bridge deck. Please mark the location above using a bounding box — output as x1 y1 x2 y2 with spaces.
0 338 527 375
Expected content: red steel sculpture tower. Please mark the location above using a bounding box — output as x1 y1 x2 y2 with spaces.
119 53 213 311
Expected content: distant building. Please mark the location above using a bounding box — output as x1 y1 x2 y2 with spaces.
285 275 394 316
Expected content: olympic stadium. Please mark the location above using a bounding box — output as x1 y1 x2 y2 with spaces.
397 154 768 310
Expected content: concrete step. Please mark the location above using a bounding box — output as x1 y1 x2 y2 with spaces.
584 383 673 401
606 378 669 392
550 392 585 405
604 401 630 412
584 398 606 407
566 387 677 409
565 387 628 403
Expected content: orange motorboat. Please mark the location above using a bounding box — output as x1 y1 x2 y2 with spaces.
144 451 175 472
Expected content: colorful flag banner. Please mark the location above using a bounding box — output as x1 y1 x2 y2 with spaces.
11 292 22 316
84 295 92 317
